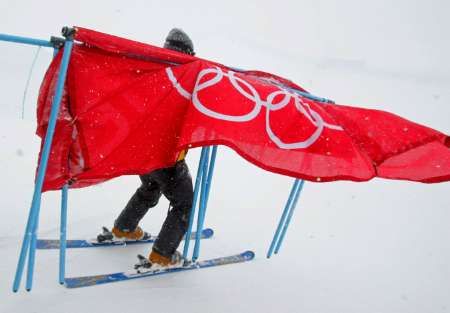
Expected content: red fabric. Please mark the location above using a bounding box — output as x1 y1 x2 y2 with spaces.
36 27 450 191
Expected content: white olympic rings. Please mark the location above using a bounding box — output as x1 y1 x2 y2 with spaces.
166 66 342 149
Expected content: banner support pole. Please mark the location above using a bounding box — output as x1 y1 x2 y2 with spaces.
274 180 305 254
13 34 74 292
192 146 218 262
192 147 210 262
267 179 301 258
59 184 69 284
183 148 207 261
0 33 53 48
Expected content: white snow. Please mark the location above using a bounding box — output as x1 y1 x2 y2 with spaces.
1 1 449 312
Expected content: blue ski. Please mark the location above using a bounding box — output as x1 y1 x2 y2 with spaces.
37 228 214 249
64 250 255 288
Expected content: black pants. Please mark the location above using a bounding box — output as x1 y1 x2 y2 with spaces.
114 160 193 258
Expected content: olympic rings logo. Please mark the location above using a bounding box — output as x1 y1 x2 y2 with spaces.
166 66 342 150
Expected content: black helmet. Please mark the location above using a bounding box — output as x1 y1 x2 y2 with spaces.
164 28 195 56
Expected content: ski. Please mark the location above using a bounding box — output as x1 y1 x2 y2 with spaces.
37 228 214 249
64 250 255 288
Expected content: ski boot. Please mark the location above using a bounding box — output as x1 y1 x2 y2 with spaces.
134 250 183 273
97 226 150 243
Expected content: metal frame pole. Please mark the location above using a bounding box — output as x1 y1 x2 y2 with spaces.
204 146 218 205
182 148 208 261
267 179 301 258
274 180 305 254
192 147 210 262
25 201 41 291
192 146 218 262
0 33 52 48
12 38 74 292
59 184 69 284
287 87 334 103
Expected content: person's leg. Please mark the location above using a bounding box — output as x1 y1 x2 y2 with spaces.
114 174 162 232
152 160 194 258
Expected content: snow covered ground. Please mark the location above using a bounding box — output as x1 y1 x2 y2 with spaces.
1 1 449 312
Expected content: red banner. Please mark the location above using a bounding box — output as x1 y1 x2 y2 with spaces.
36 27 450 191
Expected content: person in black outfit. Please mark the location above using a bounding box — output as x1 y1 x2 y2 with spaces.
99 28 195 266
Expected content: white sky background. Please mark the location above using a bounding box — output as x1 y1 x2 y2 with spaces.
0 1 449 312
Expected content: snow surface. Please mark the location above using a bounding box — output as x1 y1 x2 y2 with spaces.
1 1 449 312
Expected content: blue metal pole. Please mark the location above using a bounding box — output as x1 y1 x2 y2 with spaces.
0 33 53 48
182 148 208 261
274 180 305 254
192 147 211 262
12 40 73 292
204 146 218 205
267 179 301 259
59 184 69 284
192 146 217 262
287 87 334 104
25 201 41 291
